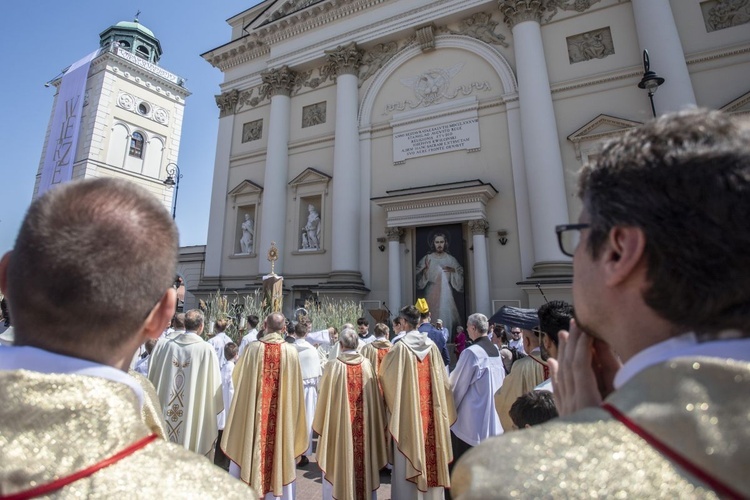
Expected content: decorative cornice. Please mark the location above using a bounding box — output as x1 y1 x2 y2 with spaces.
468 219 490 235
499 0 606 29
325 42 363 76
261 66 298 97
385 227 404 242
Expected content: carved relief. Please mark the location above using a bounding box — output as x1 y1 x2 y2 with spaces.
302 102 327 128
117 92 169 124
242 119 263 143
700 0 750 32
359 41 400 83
386 63 492 112
500 0 606 28
566 27 614 64
468 219 490 236
450 12 508 47
263 0 324 24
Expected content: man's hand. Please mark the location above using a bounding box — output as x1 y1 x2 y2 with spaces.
443 266 455 273
549 319 621 416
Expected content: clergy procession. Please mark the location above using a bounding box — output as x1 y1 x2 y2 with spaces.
1 109 750 499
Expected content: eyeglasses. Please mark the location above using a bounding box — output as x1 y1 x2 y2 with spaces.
555 223 590 257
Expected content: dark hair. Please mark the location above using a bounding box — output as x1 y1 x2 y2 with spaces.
428 230 450 253
399 305 420 330
509 390 558 428
356 317 369 327
247 314 259 329
537 301 573 346
294 322 307 337
578 109 750 336
172 313 186 329
7 178 177 352
224 342 238 361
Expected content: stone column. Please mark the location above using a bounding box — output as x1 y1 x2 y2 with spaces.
500 0 571 276
258 66 296 275
631 0 696 114
469 219 491 317
326 42 364 282
385 227 404 319
205 90 239 277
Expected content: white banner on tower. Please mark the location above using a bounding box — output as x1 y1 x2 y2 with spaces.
37 49 100 196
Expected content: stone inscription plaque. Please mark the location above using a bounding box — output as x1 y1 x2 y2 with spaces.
393 118 480 163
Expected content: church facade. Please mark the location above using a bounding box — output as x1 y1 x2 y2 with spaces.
199 0 750 327
36 19 190 213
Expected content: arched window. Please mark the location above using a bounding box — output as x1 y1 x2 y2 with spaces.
136 45 150 59
129 132 144 158
118 39 131 48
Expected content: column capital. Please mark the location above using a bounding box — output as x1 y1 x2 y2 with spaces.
468 219 490 236
385 226 404 242
325 42 364 77
261 65 298 97
215 89 239 117
499 0 545 28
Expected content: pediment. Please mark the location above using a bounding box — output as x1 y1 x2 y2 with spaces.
228 179 264 198
289 167 332 188
567 114 641 160
720 90 750 116
245 0 330 32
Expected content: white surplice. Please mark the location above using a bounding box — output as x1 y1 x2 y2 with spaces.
295 337 322 457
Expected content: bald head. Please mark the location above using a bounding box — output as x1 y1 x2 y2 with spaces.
266 312 286 333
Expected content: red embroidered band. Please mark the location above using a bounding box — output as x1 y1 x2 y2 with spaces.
601 403 743 500
0 434 158 500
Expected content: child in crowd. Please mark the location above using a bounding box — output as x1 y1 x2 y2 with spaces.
509 390 558 429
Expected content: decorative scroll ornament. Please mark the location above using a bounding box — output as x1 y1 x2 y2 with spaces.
215 89 239 117
359 41 400 83
499 0 606 28
385 227 404 242
451 12 509 47
416 25 436 52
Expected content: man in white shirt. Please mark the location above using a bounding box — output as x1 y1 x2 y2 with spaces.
207 318 232 371
449 313 505 475
215 341 238 470
357 317 375 344
452 109 750 498
238 314 260 357
435 318 449 344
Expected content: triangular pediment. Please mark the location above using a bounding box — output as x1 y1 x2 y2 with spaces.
228 179 263 198
245 0 331 32
720 90 750 116
567 114 641 144
289 167 332 188
567 114 641 161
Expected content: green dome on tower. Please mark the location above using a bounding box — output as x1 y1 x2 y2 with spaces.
99 17 163 64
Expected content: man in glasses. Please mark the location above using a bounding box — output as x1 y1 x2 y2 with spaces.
0 178 252 497
453 109 750 498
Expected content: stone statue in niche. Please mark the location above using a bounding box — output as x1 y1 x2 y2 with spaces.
302 102 326 128
240 213 254 254
300 204 321 250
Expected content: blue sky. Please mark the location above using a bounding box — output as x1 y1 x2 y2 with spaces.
0 1 263 253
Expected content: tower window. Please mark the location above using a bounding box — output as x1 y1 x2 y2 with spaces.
129 132 144 158
136 45 149 59
118 40 131 48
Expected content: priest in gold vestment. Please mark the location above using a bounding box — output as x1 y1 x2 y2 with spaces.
452 110 750 498
380 305 456 499
222 312 308 499
0 178 252 497
360 322 392 375
314 328 388 500
148 309 223 457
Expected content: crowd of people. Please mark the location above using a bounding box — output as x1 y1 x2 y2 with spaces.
0 107 748 499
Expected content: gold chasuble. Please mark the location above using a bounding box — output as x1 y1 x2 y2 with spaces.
453 357 750 499
361 339 392 375
314 351 388 500
129 370 168 440
147 332 223 457
0 370 254 498
493 351 547 431
221 332 308 497
379 332 456 492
